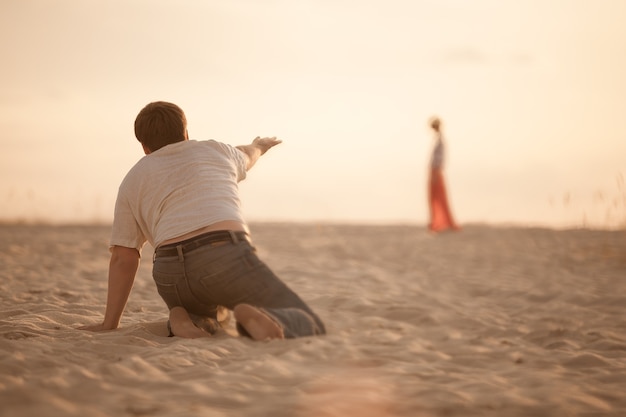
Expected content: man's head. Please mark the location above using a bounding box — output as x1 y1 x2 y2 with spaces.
134 101 188 153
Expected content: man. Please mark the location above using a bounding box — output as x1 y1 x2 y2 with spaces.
80 101 325 340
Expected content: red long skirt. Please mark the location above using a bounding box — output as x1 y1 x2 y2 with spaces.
428 168 459 232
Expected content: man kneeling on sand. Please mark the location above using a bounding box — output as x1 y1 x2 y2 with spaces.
80 101 325 340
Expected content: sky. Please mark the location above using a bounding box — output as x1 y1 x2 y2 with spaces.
1 0 625 228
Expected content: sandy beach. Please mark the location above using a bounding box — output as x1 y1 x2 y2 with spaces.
0 222 625 417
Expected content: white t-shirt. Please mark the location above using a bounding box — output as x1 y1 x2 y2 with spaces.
430 134 445 169
110 140 247 252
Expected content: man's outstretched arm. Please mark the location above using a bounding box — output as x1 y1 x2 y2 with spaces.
79 246 140 331
236 136 282 170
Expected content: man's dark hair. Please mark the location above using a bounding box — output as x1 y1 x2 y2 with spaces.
134 101 187 152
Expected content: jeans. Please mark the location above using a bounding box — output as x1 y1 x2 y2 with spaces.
152 238 325 339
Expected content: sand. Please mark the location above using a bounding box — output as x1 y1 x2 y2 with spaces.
0 223 625 417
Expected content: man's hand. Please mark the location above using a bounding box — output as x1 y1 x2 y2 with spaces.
237 136 282 170
252 136 282 155
77 246 139 333
78 323 112 332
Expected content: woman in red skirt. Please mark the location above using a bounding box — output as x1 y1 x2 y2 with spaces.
427 117 460 232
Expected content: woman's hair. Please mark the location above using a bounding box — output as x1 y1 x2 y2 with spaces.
134 101 187 152
429 116 441 131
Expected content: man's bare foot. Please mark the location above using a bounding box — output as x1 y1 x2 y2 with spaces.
234 304 285 341
169 306 211 339
216 305 231 326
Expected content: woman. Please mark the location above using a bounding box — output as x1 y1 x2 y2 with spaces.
427 117 460 232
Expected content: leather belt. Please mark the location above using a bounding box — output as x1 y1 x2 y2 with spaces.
154 230 249 258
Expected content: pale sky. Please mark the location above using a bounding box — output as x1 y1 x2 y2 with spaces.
1 0 625 228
